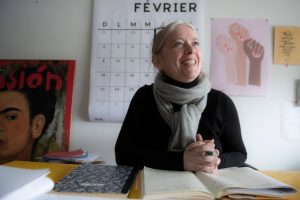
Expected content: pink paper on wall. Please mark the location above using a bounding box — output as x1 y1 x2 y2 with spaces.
210 18 269 96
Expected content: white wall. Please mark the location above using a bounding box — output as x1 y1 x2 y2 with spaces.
0 0 300 170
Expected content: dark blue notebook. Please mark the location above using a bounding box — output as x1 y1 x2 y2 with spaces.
53 163 137 198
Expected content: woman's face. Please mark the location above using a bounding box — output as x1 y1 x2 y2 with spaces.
0 91 32 163
155 24 202 83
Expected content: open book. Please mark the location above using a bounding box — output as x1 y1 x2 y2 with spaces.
142 166 297 199
0 165 54 200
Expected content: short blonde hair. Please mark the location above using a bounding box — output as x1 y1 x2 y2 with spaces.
151 21 197 55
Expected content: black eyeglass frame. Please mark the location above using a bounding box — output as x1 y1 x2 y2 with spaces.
153 26 165 41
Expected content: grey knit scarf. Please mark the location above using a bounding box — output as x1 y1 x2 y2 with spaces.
153 72 211 152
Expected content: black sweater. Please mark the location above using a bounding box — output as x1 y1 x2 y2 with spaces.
115 84 247 170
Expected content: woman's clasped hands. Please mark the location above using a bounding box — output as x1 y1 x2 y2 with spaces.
184 133 220 173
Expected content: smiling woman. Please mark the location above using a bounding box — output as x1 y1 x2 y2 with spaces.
151 21 202 83
115 21 247 173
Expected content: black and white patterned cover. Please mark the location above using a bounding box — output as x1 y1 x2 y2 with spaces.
54 163 135 194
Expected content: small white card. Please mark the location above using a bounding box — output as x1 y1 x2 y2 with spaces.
281 102 300 139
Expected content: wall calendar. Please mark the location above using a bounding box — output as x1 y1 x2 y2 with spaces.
88 0 202 122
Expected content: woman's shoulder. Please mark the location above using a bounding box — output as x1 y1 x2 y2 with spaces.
208 88 234 105
136 84 153 94
209 88 229 98
128 84 155 111
132 84 154 100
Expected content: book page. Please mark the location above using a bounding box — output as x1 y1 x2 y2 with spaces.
195 167 296 198
143 167 212 199
0 166 53 200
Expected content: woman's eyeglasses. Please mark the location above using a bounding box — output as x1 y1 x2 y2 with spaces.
153 27 164 41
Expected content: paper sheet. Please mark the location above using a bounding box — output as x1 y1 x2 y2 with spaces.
88 0 202 122
0 166 53 200
274 26 300 65
281 102 300 139
210 18 269 96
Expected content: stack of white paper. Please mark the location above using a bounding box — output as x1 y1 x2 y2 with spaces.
0 165 54 200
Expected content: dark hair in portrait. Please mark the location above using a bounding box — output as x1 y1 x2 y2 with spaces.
0 61 69 161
